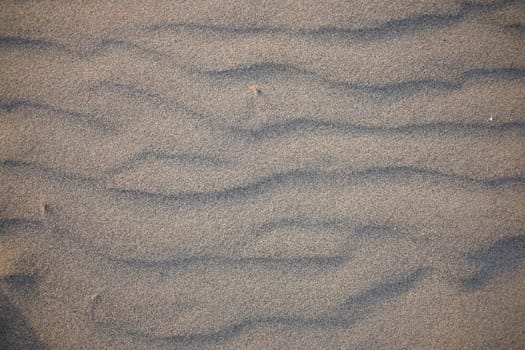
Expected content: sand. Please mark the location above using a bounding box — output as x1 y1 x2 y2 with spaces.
1 0 525 349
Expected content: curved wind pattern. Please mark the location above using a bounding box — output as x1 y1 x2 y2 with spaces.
1 0 524 349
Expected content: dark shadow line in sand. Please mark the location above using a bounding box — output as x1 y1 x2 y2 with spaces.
2 160 524 206
90 267 431 344
340 267 431 311
0 36 168 61
0 289 48 349
0 99 118 132
101 149 229 177
202 64 525 97
244 219 412 245
0 36 69 52
328 68 525 97
84 80 209 121
1 159 97 184
51 217 409 272
4 93 524 141
504 23 525 32
0 218 44 235
251 218 401 238
0 275 39 297
460 234 525 291
106 255 349 270
52 226 350 272
142 0 517 40
110 167 525 204
230 119 525 139
243 219 421 252
236 221 417 261
2 0 516 40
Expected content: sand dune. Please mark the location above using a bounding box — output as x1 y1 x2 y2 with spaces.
1 0 524 349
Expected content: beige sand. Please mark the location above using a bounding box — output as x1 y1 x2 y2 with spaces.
1 0 525 349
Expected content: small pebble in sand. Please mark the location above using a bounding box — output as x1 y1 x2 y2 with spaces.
488 116 494 122
250 84 261 96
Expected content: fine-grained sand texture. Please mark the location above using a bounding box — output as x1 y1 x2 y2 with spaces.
1 1 525 349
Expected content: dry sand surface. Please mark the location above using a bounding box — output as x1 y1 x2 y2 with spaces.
1 0 525 349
